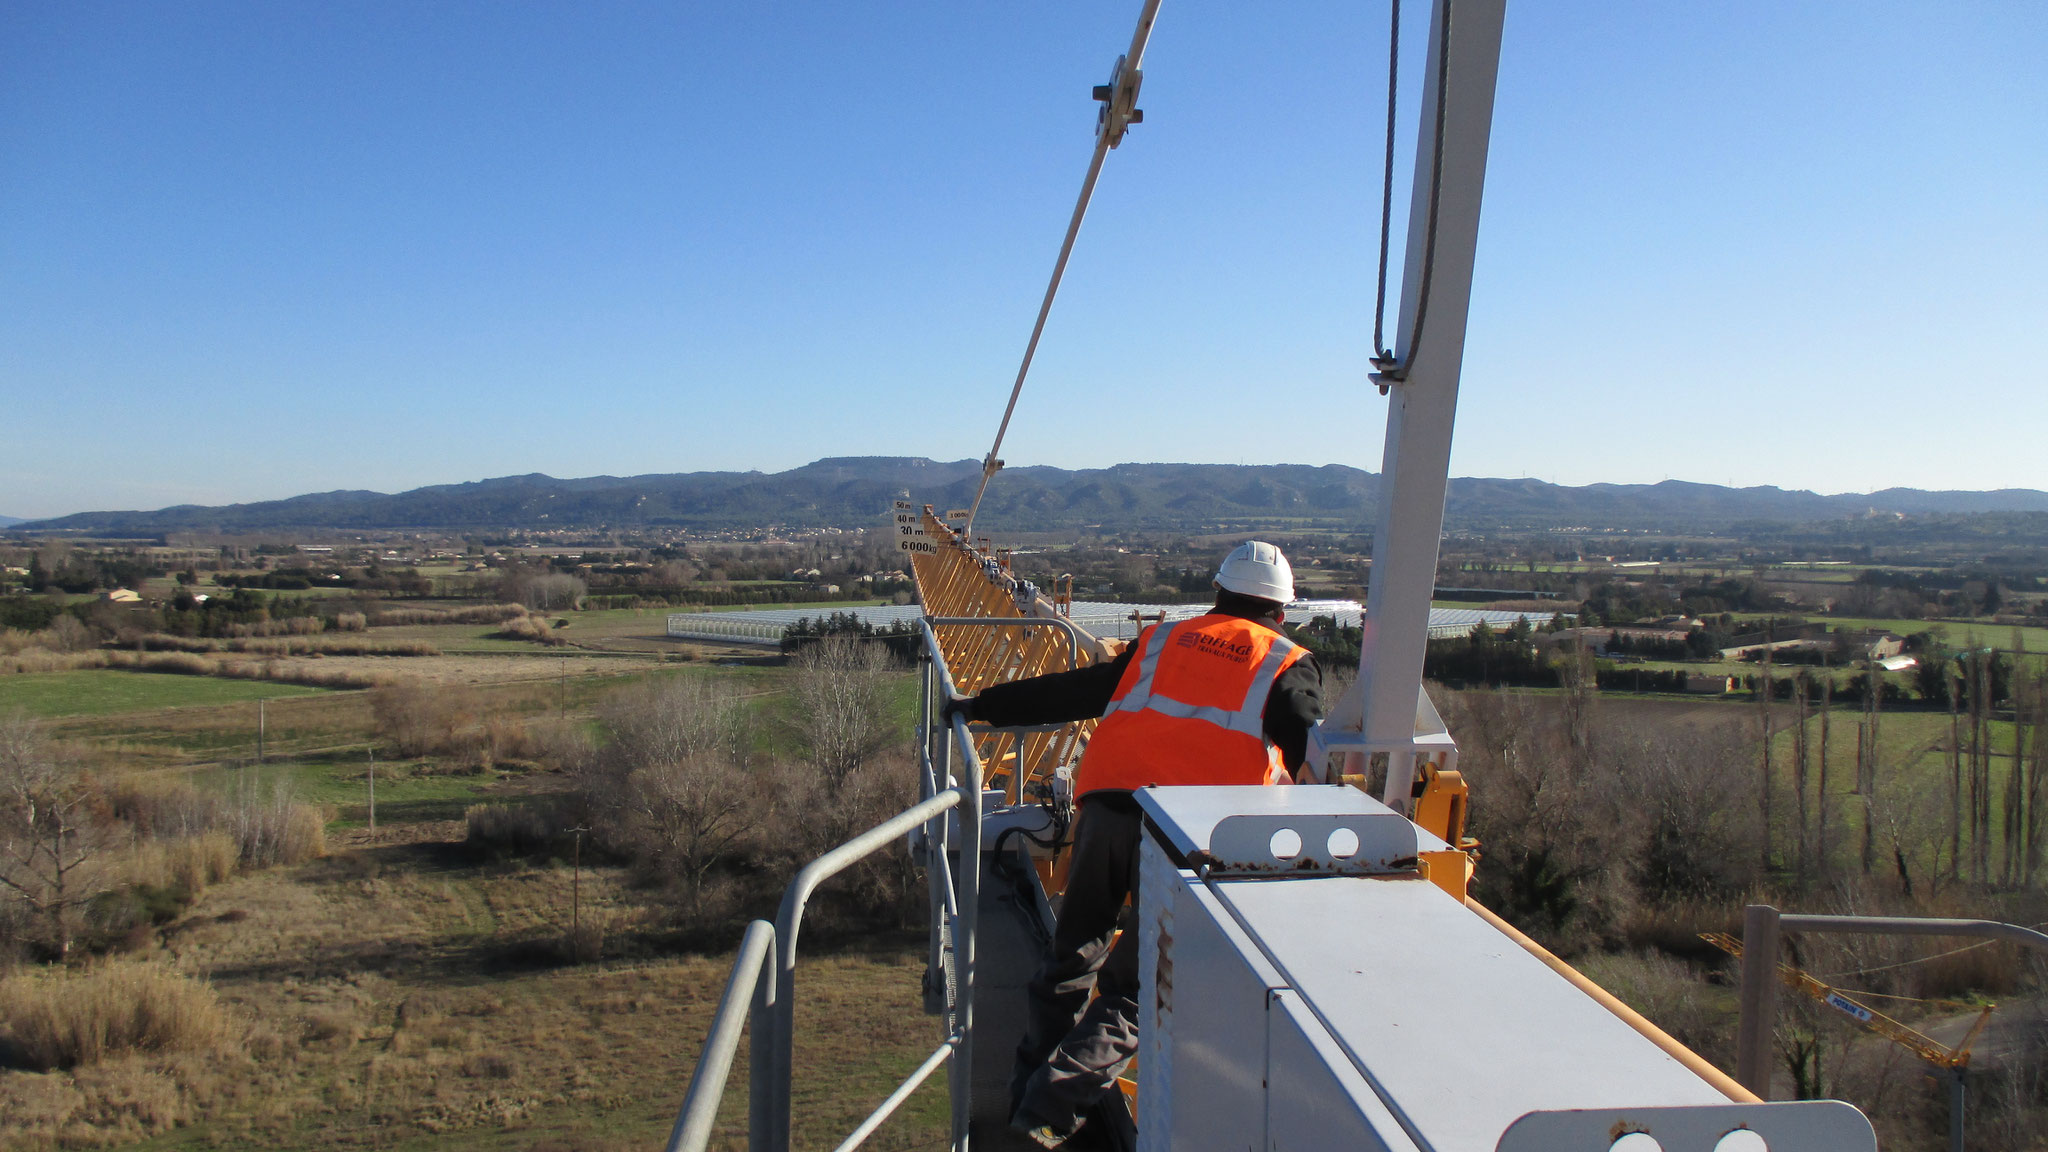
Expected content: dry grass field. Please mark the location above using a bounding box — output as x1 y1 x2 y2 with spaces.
0 629 950 1152
1 821 950 1152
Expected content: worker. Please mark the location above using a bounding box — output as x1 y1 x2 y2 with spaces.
943 540 1323 1147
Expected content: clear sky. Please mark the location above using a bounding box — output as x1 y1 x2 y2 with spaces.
3 1 2044 520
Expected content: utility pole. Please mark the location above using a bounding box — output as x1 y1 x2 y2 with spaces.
257 697 267 765
567 825 590 950
367 746 377 835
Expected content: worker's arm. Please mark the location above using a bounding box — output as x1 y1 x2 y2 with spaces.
961 644 1135 728
1262 653 1325 772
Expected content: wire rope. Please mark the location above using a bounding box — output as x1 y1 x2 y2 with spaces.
1369 0 1402 367
1819 987 1980 1011
1371 0 1454 388
966 0 1164 532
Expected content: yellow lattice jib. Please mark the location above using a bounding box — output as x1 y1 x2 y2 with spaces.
908 509 1107 802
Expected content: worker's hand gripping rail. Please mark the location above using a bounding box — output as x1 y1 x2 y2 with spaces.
665 627 989 1152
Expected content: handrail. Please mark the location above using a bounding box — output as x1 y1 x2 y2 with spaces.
923 614 1083 676
671 621 997 1152
828 1038 959 1152
1734 905 2048 1099
767 783 974 1151
1777 914 2048 950
666 919 776 1152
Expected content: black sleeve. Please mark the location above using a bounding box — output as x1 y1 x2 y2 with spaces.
1262 652 1325 772
968 644 1135 728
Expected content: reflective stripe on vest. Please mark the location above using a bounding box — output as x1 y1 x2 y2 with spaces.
1075 615 1304 797
1105 619 1301 739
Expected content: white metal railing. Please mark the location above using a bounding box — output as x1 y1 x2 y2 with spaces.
666 618 1008 1152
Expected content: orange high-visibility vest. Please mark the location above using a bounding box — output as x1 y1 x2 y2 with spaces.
1075 614 1306 798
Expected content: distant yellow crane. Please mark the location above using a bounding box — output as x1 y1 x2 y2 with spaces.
1701 931 1993 1073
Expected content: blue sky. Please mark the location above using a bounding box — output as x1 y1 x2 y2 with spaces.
3 1 2044 520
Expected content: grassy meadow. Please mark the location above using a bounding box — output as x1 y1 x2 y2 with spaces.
0 671 334 719
0 615 951 1151
4 586 2044 1151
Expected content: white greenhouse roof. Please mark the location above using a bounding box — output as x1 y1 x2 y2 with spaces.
666 600 1556 647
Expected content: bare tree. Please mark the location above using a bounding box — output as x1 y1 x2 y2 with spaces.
1759 644 1777 874
1793 671 1811 890
788 639 896 789
40 615 93 654
1597 709 1761 902
1448 691 1632 941
602 676 753 775
498 565 587 611
0 712 112 956
1816 675 1832 883
620 755 753 913
590 677 760 912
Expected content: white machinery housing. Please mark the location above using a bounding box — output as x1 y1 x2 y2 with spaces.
1134 786 1879 1151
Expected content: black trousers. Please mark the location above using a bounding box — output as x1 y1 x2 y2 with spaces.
1011 791 1143 1130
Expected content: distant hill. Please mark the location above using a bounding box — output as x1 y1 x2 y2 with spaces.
13 458 2048 536
0 515 22 528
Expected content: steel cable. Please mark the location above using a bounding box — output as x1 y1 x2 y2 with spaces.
966 0 1164 532
1371 0 1454 387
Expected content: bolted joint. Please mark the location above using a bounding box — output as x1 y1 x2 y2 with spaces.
1094 54 1145 149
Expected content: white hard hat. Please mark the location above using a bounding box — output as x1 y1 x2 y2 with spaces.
1214 540 1294 603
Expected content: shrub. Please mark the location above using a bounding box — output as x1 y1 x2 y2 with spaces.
366 603 526 627
494 614 564 645
231 791 326 868
371 682 470 758
464 803 556 859
0 961 228 1070
114 833 237 903
761 750 923 930
108 777 223 840
134 652 216 677
164 833 238 893
41 615 95 654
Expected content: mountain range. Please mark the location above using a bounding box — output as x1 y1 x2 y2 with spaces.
14 458 2048 536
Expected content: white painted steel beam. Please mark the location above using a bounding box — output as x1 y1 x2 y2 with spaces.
1355 0 1506 806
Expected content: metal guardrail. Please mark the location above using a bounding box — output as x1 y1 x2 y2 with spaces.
667 616 1047 1152
664 920 775 1152
1733 905 2048 1152
923 614 1083 673
1735 907 2048 1096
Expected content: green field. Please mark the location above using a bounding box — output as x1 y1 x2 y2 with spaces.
0 669 335 719
188 756 511 827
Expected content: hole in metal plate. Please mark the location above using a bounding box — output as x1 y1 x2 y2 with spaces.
1714 1132 1767 1152
1327 827 1360 858
1267 828 1302 861
1611 1135 1662 1152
